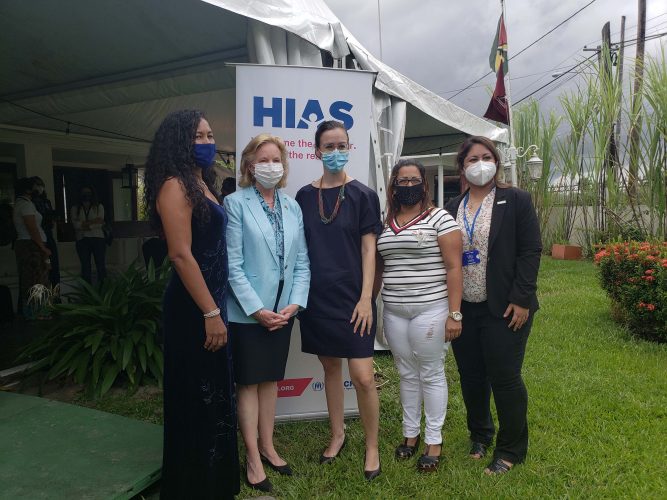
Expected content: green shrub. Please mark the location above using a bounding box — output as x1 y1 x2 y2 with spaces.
20 260 170 397
595 241 667 341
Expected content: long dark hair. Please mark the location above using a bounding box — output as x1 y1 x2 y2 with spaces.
385 159 432 225
77 185 100 217
144 109 216 232
456 136 508 187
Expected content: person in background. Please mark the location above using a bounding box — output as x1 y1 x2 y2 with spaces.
71 186 107 284
295 120 382 481
220 177 236 200
12 177 50 319
375 159 463 473
224 134 310 493
144 109 240 499
445 136 542 475
31 176 60 286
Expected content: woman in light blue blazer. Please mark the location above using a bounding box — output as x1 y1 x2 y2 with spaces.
224 133 310 493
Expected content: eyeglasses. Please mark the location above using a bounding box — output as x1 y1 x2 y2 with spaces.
394 177 423 187
320 142 349 154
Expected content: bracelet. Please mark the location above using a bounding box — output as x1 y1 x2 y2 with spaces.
203 308 221 319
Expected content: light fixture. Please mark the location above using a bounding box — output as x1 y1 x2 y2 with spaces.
525 151 544 180
121 162 138 189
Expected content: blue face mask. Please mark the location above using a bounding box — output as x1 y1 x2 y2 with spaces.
193 143 216 170
321 150 349 173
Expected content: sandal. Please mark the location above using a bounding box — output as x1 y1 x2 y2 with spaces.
469 441 488 459
416 444 440 472
395 435 420 459
484 457 513 475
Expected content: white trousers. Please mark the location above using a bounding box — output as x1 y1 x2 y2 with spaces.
383 300 449 445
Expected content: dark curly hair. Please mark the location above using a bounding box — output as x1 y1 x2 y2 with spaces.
144 109 216 232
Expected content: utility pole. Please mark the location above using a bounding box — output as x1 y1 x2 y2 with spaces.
615 15 626 148
628 0 646 200
600 21 613 232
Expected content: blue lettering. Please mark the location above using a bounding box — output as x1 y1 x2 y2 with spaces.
285 98 296 129
330 101 354 130
297 99 325 129
253 96 282 127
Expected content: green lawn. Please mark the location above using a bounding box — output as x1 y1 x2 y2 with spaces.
82 258 667 499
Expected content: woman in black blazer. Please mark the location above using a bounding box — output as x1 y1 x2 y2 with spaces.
445 136 541 475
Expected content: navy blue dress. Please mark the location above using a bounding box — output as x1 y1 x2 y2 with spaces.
295 180 382 358
161 199 240 500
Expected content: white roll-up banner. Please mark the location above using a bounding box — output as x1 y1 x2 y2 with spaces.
235 64 375 421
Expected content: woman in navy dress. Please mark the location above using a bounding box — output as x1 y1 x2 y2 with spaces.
144 109 240 499
295 120 382 480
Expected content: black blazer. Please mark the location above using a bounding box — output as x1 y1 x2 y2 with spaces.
445 186 542 318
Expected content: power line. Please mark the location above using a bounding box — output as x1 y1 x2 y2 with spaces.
511 15 667 101
513 31 666 106
449 0 599 100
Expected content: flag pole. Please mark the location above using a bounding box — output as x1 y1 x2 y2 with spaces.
501 0 518 187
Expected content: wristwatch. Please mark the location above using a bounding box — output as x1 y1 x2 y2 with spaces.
448 311 463 321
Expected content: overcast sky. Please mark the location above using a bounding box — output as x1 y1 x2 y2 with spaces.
324 0 667 120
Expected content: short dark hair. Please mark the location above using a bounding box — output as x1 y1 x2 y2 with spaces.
314 120 349 148
221 177 236 193
14 177 35 197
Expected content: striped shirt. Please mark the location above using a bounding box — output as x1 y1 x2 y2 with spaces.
377 207 460 305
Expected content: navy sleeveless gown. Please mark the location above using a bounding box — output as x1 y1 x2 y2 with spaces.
161 199 240 499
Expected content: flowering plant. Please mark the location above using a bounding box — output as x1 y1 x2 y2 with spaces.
595 241 667 342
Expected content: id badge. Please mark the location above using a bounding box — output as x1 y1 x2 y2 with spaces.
462 249 481 267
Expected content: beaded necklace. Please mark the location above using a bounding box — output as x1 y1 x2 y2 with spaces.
318 175 347 224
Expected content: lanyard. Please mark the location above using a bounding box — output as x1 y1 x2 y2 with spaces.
462 193 482 246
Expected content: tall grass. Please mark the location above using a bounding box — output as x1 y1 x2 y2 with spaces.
513 47 667 254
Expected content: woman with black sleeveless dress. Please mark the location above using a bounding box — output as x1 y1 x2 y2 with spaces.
295 120 383 481
145 110 240 499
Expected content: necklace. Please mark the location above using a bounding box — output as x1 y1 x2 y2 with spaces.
318 175 347 224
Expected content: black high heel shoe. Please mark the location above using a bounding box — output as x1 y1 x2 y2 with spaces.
364 452 382 481
319 436 346 465
260 452 293 476
245 475 273 493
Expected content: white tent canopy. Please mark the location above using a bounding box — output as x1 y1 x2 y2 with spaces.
0 0 507 170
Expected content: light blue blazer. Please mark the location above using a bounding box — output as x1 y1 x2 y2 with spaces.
224 186 310 324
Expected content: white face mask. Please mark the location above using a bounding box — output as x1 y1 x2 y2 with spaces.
464 161 497 186
253 162 284 189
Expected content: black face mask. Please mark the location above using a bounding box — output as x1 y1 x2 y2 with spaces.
394 184 425 206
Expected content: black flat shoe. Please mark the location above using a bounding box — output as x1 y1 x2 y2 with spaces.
484 457 513 475
469 441 488 459
364 453 381 481
417 444 441 473
260 453 293 476
395 435 420 459
319 437 346 465
245 475 273 493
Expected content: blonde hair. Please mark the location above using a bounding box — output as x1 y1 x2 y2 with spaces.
238 134 289 188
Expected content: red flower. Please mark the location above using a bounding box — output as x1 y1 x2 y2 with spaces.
646 304 656 312
645 269 654 275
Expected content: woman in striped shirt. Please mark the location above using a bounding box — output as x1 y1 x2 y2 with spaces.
375 159 463 472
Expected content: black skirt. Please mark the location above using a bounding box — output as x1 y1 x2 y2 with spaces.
230 317 295 385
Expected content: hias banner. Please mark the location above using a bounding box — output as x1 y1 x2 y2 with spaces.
235 64 374 420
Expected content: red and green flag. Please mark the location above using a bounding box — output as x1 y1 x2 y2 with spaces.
483 14 509 125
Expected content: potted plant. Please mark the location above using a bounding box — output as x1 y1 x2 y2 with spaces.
551 239 582 260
